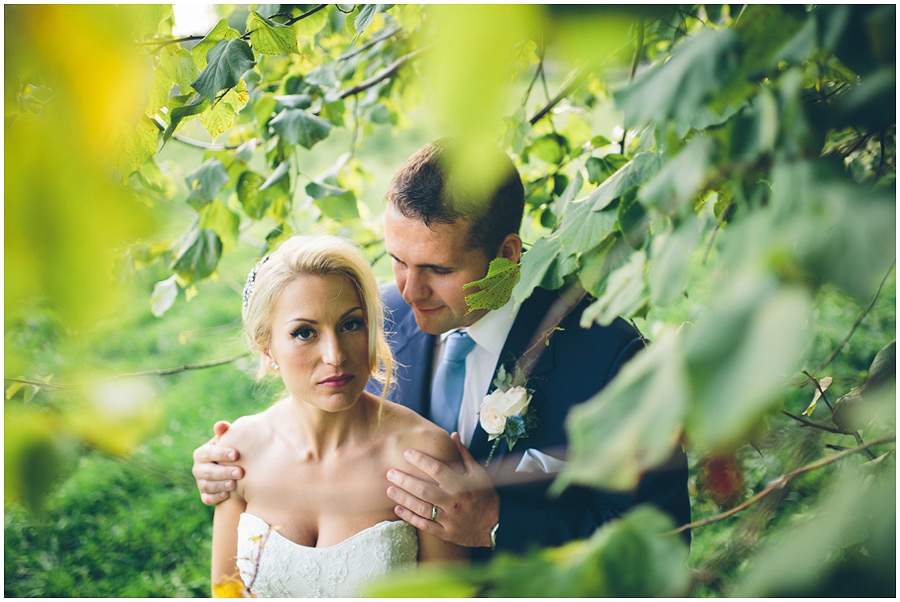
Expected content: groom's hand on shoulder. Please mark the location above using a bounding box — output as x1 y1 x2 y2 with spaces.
192 421 243 505
387 432 499 548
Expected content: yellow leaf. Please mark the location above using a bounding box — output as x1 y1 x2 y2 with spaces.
213 574 252 598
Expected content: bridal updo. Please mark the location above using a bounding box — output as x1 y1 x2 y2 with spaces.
241 234 393 394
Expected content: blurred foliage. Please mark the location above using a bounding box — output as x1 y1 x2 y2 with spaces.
4 3 895 597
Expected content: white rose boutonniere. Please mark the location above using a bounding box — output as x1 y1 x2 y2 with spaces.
479 365 537 466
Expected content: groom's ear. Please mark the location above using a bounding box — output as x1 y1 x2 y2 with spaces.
496 233 523 264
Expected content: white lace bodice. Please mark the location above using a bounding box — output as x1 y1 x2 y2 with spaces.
236 512 418 597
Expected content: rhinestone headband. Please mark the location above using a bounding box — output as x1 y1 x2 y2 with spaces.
242 254 270 310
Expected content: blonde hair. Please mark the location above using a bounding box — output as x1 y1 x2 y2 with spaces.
241 235 393 397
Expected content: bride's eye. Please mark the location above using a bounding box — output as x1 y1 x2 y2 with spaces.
342 319 364 333
291 327 315 341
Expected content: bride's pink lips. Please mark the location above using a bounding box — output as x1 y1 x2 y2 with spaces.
318 374 354 387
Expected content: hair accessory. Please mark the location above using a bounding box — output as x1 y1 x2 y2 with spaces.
242 254 270 309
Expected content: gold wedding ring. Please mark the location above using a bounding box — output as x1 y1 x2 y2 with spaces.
430 505 439 521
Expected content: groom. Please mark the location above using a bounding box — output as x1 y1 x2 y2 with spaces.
193 138 690 557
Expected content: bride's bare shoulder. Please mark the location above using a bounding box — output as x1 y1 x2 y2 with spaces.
218 401 284 452
379 401 461 466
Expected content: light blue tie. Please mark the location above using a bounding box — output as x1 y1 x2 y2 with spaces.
430 331 476 434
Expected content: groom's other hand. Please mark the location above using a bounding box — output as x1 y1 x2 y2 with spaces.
387 432 500 548
192 421 243 505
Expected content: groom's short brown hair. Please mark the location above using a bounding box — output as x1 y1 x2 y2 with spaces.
386 138 525 258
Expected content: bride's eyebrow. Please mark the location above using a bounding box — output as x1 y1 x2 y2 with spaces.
284 307 363 326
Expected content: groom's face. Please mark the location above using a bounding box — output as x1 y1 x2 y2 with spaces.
384 206 492 335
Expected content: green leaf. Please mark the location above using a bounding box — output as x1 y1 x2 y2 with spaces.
513 235 567 305
555 330 687 493
198 200 240 249
616 190 648 249
580 251 647 327
615 28 740 129
247 10 300 55
558 197 618 258
648 217 699 307
463 257 520 313
551 170 583 217
313 190 360 221
638 137 713 216
169 227 223 285
185 159 229 209
236 171 270 220
578 232 632 298
586 152 663 212
192 38 255 101
190 19 241 70
306 181 348 200
353 5 390 37
685 277 812 449
269 108 332 149
528 133 568 164
150 275 179 317
163 93 209 143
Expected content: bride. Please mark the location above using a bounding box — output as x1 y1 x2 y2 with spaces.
211 235 468 597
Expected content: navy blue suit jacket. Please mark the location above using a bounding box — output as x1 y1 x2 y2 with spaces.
369 284 690 557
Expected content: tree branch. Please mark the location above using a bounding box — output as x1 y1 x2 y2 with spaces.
668 434 895 535
781 410 846 435
528 66 587 126
813 259 895 375
337 48 425 99
4 352 250 391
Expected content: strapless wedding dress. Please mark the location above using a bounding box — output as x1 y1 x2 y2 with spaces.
236 512 418 597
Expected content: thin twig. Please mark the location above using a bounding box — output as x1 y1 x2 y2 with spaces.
702 199 733 265
4 352 250 391
528 66 587 126
813 259 895 375
781 411 846 435
802 370 834 413
338 48 425 99
668 434 895 535
338 25 402 61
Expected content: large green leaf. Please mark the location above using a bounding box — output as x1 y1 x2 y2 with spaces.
684 276 812 449
579 251 647 327
313 191 359 221
558 198 619 258
615 28 740 130
192 38 255 101
352 4 391 37
169 227 223 285
198 200 240 249
463 257 520 313
185 159 229 209
648 217 700 307
638 137 713 216
190 18 241 70
247 10 299 55
512 235 566 305
163 93 209 143
236 171 270 220
269 108 332 149
586 152 663 212
554 330 688 492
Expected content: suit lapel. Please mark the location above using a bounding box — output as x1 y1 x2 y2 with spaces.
468 290 558 470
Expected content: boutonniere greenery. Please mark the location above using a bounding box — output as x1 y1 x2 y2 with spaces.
479 364 538 466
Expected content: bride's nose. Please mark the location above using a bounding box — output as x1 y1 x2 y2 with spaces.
320 332 347 366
